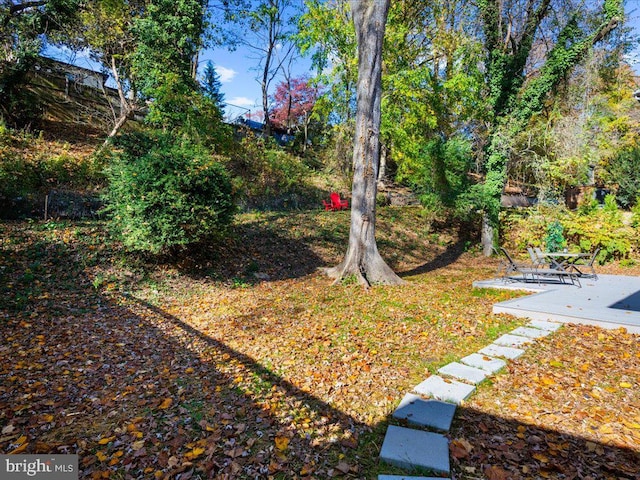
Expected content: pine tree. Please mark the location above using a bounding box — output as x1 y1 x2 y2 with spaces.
201 61 225 109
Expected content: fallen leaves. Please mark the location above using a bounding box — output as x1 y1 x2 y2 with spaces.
2 218 639 479
451 324 640 480
274 435 289 451
450 438 473 459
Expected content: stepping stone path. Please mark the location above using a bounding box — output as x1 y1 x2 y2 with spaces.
378 320 562 479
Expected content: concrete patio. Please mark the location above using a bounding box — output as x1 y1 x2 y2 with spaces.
473 274 640 334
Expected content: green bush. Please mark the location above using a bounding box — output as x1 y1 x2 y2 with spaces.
544 220 566 252
503 198 636 263
563 195 634 262
104 132 236 254
607 147 640 208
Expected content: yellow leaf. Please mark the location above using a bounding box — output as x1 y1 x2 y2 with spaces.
185 367 194 374
96 451 108 462
158 398 173 409
533 453 548 463
98 436 115 445
42 414 54 422
600 424 614 434
132 440 145 451
15 435 27 445
540 376 555 386
620 382 633 388
184 447 205 460
274 436 290 451
624 422 640 429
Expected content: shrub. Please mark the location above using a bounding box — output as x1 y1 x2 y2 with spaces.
104 131 235 254
563 195 634 262
544 220 566 252
503 199 636 263
227 134 313 209
607 146 640 208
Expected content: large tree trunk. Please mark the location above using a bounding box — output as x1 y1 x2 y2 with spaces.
481 213 494 257
325 0 403 287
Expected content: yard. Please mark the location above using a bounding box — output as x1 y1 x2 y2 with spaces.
1 209 638 479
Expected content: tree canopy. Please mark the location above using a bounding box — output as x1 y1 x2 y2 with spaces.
1 0 638 263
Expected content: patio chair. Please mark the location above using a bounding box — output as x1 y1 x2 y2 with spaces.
496 247 540 281
499 247 581 287
527 247 548 268
571 247 600 279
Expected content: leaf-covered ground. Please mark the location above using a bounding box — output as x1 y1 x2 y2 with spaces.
1 210 638 479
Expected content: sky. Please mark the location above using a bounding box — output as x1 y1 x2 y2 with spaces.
197 46 313 122
45 0 640 122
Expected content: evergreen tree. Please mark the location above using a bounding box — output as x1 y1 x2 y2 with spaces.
201 60 225 109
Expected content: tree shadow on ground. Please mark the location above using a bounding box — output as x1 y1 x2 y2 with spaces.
447 406 640 479
173 213 348 284
398 238 468 278
2 223 637 479
0 228 376 478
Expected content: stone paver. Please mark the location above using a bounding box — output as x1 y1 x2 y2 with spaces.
413 375 476 404
438 362 487 384
379 476 447 480
460 353 506 374
378 297 567 480
380 425 450 474
392 393 456 432
493 333 533 348
510 326 551 339
478 344 525 360
527 320 562 332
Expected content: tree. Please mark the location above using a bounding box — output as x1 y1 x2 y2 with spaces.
230 0 299 136
0 0 80 124
325 0 403 286
132 0 205 100
201 60 225 109
297 0 357 125
74 0 146 139
269 75 320 149
473 0 624 256
381 0 485 210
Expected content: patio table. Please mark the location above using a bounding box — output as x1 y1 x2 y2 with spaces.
542 252 592 275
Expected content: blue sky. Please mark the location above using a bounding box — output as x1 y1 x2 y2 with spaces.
197 46 313 122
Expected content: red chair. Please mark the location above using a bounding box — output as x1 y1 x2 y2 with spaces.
330 192 349 210
322 199 333 211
